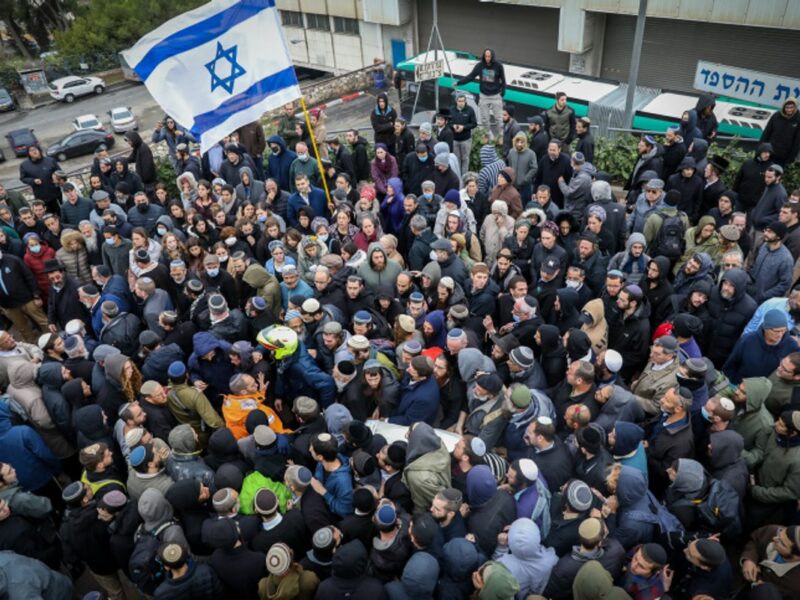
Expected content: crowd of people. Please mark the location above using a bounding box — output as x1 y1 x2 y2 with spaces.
0 46 799 600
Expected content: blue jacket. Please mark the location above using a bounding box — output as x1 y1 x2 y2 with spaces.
315 456 353 517
126 203 165 235
102 274 134 314
142 343 185 384
266 135 296 192
0 403 61 491
279 279 313 310
750 242 794 304
275 342 336 407
743 297 795 336
389 375 440 426
93 291 126 335
723 328 799 384
286 187 329 229
610 466 658 549
612 421 648 477
188 332 234 402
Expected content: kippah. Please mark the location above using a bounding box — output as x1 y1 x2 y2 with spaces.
695 538 726 567
578 517 603 543
62 481 84 503
642 543 668 566
168 361 186 378
312 527 334 549
129 445 147 467
266 543 292 576
470 437 486 457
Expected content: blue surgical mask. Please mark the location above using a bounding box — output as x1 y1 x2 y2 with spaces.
701 406 712 422
105 238 115 246
418 154 427 162
29 244 40 253
258 214 267 223
512 315 521 322
298 153 309 162
206 268 219 277
318 234 329 243
423 192 432 199
157 227 167 236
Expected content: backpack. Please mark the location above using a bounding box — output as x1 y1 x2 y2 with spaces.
652 211 686 259
696 478 742 536
129 520 177 595
627 490 685 537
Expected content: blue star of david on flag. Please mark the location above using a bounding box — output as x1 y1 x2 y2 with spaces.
205 41 246 94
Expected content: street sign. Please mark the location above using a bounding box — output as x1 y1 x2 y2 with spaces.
694 61 800 110
415 60 444 81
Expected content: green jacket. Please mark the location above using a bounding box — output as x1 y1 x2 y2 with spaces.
240 470 292 515
753 431 800 504
631 361 679 417
242 264 281 318
288 156 321 192
0 190 28 215
401 424 452 512
766 372 800 417
276 115 300 150
732 377 775 468
642 207 690 249
167 384 224 436
480 561 521 600
572 560 631 600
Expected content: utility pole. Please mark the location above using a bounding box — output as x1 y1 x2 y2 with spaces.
411 0 452 119
623 0 648 129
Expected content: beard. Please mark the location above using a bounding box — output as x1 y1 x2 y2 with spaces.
83 234 98 253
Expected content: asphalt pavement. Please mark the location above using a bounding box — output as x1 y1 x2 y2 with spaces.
0 82 379 189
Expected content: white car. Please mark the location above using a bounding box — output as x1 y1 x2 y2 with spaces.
108 106 138 133
48 75 105 103
72 114 104 132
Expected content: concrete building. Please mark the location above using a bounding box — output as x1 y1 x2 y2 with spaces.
279 0 800 94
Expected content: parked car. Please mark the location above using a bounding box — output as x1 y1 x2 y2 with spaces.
6 128 38 158
48 75 105 103
0 146 5 163
0 88 14 112
72 114 105 132
108 106 138 133
46 129 114 161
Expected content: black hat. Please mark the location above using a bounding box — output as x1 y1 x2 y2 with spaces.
203 517 239 550
436 108 451 119
695 538 726 567
672 313 703 338
527 115 544 126
664 189 681 207
42 259 66 273
765 220 787 239
346 420 371 446
385 441 407 469
138 330 161 348
353 487 376 514
411 512 439 547
576 424 605 454
541 258 560 274
351 450 377 476
708 155 730 173
475 372 503 395
134 249 150 263
642 543 668 566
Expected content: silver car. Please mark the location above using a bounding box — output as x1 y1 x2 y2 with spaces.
108 106 138 133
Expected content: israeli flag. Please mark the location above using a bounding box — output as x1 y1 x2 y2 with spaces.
123 0 300 152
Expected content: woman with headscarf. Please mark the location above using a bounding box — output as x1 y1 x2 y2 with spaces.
534 324 568 388
493 518 557 597
371 144 399 200
580 298 608 354
422 310 447 350
380 177 405 235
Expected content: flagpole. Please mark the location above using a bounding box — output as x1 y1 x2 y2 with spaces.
299 96 333 211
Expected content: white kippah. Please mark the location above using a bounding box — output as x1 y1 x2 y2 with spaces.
518 458 539 481
470 437 486 457
719 398 735 412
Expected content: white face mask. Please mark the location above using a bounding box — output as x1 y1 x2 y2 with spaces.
565 280 580 289
224 237 237 247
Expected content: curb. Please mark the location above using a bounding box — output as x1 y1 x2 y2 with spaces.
24 79 139 111
313 89 368 112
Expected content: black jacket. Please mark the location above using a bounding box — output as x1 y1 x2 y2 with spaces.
451 103 478 142
142 343 185 384
154 560 224 600
140 399 178 442
760 102 800 164
47 275 89 329
543 538 626 599
0 253 39 308
706 268 757 367
60 504 118 575
534 153 572 207
314 540 388 600
734 147 772 211
455 50 506 97
370 95 397 148
666 171 704 223
209 545 266 600
127 131 157 185
250 508 307 558
402 153 436 196
351 136 370 182
608 298 651 381
530 437 575 493
467 490 517 556
661 140 687 179
408 228 438 272
19 153 61 202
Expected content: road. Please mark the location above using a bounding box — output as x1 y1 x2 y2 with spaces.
0 82 378 189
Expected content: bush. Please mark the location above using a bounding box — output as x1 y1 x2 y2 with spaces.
155 158 179 198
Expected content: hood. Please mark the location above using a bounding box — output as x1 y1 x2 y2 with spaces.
138 488 175 530
690 278 713 298
434 141 450 156
176 171 197 193
74 404 109 439
458 348 496 382
442 538 479 578
612 421 644 456
669 458 705 496
168 424 197 454
689 138 709 161
719 268 749 303
557 287 579 314
242 264 273 288
7 361 39 388
756 142 773 158
480 144 499 167
695 94 716 113
467 464 497 506
682 109 699 132
37 361 64 388
387 176 405 200
572 560 616 600
482 48 496 65
491 200 508 216
782 97 798 118
375 91 391 114
421 259 441 289
62 378 85 408
743 376 772 411
691 251 714 280
193 332 227 357
208 427 240 458
401 552 440 596
104 353 129 386
124 130 143 148
481 562 520 600
616 465 647 507
165 479 203 512
626 232 646 252
507 518 544 561
155 215 174 231
332 539 369 578
238 166 254 185
406 422 442 464
423 309 447 348
582 298 606 328
709 430 745 471
649 256 671 283
537 324 562 354
324 403 352 438
367 241 388 267
267 135 287 152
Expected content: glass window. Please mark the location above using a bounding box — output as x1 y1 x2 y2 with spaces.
306 13 330 31
280 10 303 27
333 17 359 35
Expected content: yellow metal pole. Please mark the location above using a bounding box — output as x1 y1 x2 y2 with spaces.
299 96 333 211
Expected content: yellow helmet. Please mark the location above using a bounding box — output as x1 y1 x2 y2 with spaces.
256 326 298 360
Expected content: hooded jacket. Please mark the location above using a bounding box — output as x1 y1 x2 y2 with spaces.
136 487 189 548
709 429 749 499
358 242 403 289
734 142 773 210
314 539 387 600
266 135 297 192
608 295 651 381
732 376 775 468
0 403 61 491
750 237 794 303
760 97 800 163
581 298 608 353
707 268 758 367
401 423 451 512
494 519 556 597
234 165 266 204
188 332 235 402
438 537 479 599
241 264 281 317
479 561 520 600
610 466 658 549
467 466 517 556
750 179 788 231
385 551 439 600
478 145 507 195
723 328 798 385
611 421 648 477
455 48 506 97
572 560 631 600
371 92 397 147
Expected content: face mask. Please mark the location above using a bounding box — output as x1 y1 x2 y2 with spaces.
512 315 521 322
258 214 267 223
418 155 427 162
225 237 237 247
29 244 40 254
298 153 309 162
701 406 712 422
318 234 329 243
137 203 149 213
105 238 116 246
423 192 432 199
157 227 167 236
565 280 580 289
206 268 219 277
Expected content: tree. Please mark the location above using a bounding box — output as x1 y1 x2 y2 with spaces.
0 0 76 58
54 0 206 60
